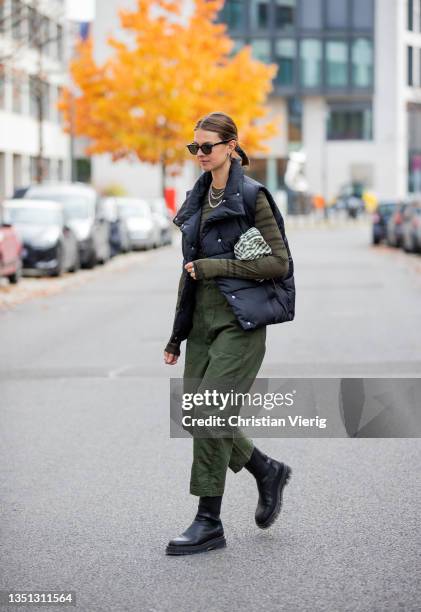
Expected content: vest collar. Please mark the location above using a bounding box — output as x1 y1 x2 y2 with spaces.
173 158 247 230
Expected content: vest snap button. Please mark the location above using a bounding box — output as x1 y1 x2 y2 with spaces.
217 238 221 242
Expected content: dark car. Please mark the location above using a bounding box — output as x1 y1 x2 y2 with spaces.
402 202 421 253
0 210 23 284
24 183 111 268
372 201 397 245
2 199 79 276
98 197 131 256
386 201 410 247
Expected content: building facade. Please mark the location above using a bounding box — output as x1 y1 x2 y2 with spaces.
0 0 70 200
219 0 421 201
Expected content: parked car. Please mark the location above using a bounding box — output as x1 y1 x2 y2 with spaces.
372 201 397 245
0 208 23 284
386 201 410 247
402 202 421 253
334 182 365 218
24 183 111 268
2 199 79 276
99 197 131 256
148 197 173 246
114 198 161 250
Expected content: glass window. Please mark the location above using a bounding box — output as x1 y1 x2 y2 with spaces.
0 64 5 109
408 46 413 86
287 96 303 144
352 0 374 29
326 41 348 87
56 24 63 61
300 0 322 29
326 0 348 29
251 39 271 63
12 70 22 114
327 104 372 140
219 0 245 32
275 0 295 30
29 76 39 118
250 0 269 29
408 0 414 30
229 39 245 57
275 39 296 86
12 0 23 39
352 39 373 87
300 39 322 87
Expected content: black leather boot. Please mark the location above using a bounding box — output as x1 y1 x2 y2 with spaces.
165 496 226 556
244 447 292 529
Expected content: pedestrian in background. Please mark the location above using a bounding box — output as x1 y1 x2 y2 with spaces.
164 112 294 556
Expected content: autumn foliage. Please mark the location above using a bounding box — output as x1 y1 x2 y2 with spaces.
59 0 280 175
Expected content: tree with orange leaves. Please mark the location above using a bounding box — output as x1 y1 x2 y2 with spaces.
59 0 281 193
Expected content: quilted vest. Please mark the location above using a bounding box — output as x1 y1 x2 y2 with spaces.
170 158 295 345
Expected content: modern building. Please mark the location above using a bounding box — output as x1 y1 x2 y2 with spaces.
219 0 421 201
0 0 70 200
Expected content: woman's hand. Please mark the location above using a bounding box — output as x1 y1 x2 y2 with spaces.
184 262 197 279
164 350 179 365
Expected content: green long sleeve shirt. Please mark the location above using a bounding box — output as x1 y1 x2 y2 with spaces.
165 188 289 356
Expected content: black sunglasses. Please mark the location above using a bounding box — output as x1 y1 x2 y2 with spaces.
186 140 232 155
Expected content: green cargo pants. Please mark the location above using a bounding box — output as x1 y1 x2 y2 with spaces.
183 277 267 497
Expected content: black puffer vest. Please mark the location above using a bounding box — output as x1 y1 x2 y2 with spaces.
170 159 295 345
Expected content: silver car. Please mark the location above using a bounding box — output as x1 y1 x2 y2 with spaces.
402 202 421 253
115 198 161 250
148 197 173 246
24 183 111 268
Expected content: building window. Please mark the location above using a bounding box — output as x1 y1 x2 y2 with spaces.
408 0 414 30
42 81 50 121
41 16 50 55
56 24 63 61
12 70 23 114
12 0 24 40
300 39 322 87
250 0 269 29
274 39 296 86
287 96 302 145
251 39 271 63
28 7 39 48
229 39 245 56
29 76 40 118
408 46 414 86
352 38 373 87
299 0 322 29
0 64 5 109
326 0 348 29
326 41 348 87
275 0 295 31
219 0 244 32
352 0 374 30
327 103 373 140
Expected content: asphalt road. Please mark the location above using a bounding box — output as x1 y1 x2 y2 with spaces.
1 221 420 612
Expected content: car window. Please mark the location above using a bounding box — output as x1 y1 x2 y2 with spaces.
3 207 62 225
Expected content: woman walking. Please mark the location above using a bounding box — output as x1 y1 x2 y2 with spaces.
163 112 294 556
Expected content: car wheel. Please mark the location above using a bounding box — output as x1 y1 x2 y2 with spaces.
8 259 22 284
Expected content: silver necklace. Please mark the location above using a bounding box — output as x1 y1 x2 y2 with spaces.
208 183 225 208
